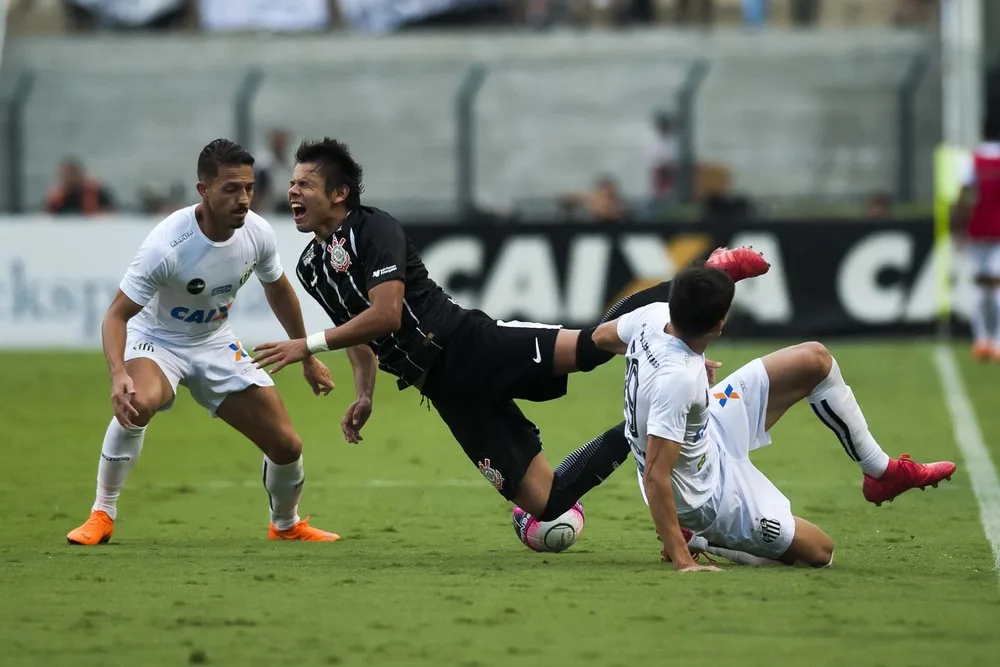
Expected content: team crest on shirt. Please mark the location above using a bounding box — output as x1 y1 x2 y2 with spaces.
328 237 351 272
478 458 504 491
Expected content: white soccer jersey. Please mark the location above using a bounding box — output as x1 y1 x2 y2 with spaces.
617 303 719 513
120 205 283 345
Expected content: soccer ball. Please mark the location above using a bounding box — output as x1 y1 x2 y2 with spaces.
512 502 585 553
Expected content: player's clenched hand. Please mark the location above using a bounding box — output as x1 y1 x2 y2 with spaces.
252 339 309 374
341 397 372 444
705 359 722 385
110 371 140 428
303 356 334 396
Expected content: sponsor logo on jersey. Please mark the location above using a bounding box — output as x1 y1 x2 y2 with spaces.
229 340 250 361
186 278 206 295
302 244 316 264
328 237 351 272
713 384 740 407
477 458 504 491
170 230 194 248
372 265 397 279
211 284 233 296
170 303 231 323
132 341 154 353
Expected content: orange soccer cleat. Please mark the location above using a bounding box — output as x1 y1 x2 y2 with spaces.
863 454 957 507
972 340 993 362
705 246 771 282
66 510 114 546
268 516 341 542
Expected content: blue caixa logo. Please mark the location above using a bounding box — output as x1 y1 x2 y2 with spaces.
170 303 231 323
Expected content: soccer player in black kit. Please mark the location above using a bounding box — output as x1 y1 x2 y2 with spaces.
253 138 769 525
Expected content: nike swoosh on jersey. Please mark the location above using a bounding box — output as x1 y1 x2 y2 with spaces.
533 338 542 363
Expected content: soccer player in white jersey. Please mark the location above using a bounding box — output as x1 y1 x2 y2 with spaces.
66 139 341 545
592 266 957 570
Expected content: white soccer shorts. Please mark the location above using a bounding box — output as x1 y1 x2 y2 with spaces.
965 242 1000 279
123 326 274 416
637 358 796 560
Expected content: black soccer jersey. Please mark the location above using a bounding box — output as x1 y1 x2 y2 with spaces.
295 206 466 390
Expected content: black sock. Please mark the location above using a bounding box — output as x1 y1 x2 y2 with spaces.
538 421 631 521
599 281 672 324
574 280 674 372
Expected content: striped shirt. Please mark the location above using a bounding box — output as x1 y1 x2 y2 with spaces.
295 206 465 390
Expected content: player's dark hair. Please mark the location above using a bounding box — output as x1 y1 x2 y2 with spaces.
668 266 735 338
197 138 254 181
294 138 364 209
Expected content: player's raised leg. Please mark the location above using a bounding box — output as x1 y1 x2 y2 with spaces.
215 385 340 541
550 246 770 376
67 356 176 545
760 341 956 505
518 422 632 520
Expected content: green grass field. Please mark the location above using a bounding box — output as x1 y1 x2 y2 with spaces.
2 343 999 667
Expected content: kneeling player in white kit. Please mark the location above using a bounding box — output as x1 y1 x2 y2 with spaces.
593 266 957 570
67 139 341 544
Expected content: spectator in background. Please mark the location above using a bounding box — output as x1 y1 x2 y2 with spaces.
560 175 629 223
650 110 679 200
64 0 190 31
45 158 115 216
254 128 292 214
866 191 893 219
894 0 937 27
742 0 770 29
676 0 714 26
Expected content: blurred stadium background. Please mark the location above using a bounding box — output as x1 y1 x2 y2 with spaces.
3 2 1000 666
0 0 993 344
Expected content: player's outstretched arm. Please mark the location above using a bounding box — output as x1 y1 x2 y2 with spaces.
253 280 403 373
102 290 144 427
645 435 720 573
260 273 334 395
591 320 628 355
341 345 377 444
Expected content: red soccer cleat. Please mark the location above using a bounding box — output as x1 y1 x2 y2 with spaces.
863 454 957 507
705 246 770 282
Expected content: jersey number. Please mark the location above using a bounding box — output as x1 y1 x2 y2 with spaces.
624 357 639 439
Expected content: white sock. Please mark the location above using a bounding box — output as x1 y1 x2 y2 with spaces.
705 545 785 567
92 418 146 521
808 358 890 478
992 289 1000 348
686 533 784 566
263 455 304 530
972 284 991 344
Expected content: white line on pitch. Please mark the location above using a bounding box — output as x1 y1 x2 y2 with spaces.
933 344 1000 576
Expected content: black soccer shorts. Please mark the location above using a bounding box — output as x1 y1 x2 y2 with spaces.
421 310 570 500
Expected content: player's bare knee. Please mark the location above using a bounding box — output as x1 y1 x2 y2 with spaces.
129 397 159 427
807 543 835 568
802 535 835 568
798 341 832 386
267 430 303 464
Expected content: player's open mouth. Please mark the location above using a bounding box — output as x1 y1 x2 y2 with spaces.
290 203 307 221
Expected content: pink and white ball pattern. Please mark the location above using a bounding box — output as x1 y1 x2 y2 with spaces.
512 502 585 552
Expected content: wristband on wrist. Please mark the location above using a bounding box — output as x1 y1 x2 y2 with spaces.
306 331 329 354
